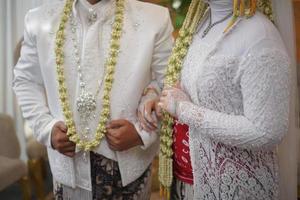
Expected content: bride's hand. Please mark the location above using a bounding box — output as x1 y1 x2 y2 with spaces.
158 86 191 118
138 91 160 132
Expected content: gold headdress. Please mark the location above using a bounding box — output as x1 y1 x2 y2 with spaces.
224 0 274 32
159 0 274 199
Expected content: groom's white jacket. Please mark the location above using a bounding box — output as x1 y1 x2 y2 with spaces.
13 0 173 190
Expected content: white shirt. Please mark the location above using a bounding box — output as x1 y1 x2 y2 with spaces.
13 0 173 191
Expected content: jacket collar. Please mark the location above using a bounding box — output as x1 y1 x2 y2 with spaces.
72 0 115 22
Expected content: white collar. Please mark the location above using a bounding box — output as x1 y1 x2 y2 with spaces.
71 0 114 21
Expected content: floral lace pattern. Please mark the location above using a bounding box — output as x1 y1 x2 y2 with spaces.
178 32 290 199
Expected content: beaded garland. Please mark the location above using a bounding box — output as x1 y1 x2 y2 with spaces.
159 0 208 198
257 0 274 22
55 0 125 152
159 0 273 199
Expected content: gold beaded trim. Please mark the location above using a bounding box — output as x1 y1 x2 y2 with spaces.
55 0 125 152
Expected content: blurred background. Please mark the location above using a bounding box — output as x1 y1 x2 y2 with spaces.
0 0 299 199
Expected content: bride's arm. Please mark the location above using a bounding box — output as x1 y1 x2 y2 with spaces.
158 42 291 150
176 48 290 150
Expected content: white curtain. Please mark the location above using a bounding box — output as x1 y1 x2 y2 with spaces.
0 0 53 161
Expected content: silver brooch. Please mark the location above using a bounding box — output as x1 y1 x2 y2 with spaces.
88 8 97 25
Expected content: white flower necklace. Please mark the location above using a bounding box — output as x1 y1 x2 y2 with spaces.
55 0 125 151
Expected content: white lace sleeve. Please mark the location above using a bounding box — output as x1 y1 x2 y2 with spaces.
177 47 290 150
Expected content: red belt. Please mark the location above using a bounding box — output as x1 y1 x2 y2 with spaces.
172 120 193 185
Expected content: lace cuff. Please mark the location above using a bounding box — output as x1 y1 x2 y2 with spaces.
177 101 204 128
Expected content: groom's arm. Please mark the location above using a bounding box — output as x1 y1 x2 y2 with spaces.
135 8 174 149
13 11 59 149
105 8 174 151
13 11 76 157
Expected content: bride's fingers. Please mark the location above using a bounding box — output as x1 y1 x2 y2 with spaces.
161 90 169 97
138 110 156 131
159 96 168 104
144 109 157 128
144 101 158 126
151 112 159 125
137 110 144 123
155 101 162 118
142 118 156 132
174 81 182 89
158 101 167 110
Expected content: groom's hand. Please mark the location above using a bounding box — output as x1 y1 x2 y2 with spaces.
106 119 143 151
51 121 76 157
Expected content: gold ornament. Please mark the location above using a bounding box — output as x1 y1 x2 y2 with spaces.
224 0 257 33
55 0 125 152
224 0 273 33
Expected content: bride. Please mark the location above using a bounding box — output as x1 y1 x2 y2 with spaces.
139 0 298 199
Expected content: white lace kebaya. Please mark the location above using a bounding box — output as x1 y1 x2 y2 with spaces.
163 1 290 199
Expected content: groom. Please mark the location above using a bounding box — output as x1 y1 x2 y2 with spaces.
13 0 173 199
